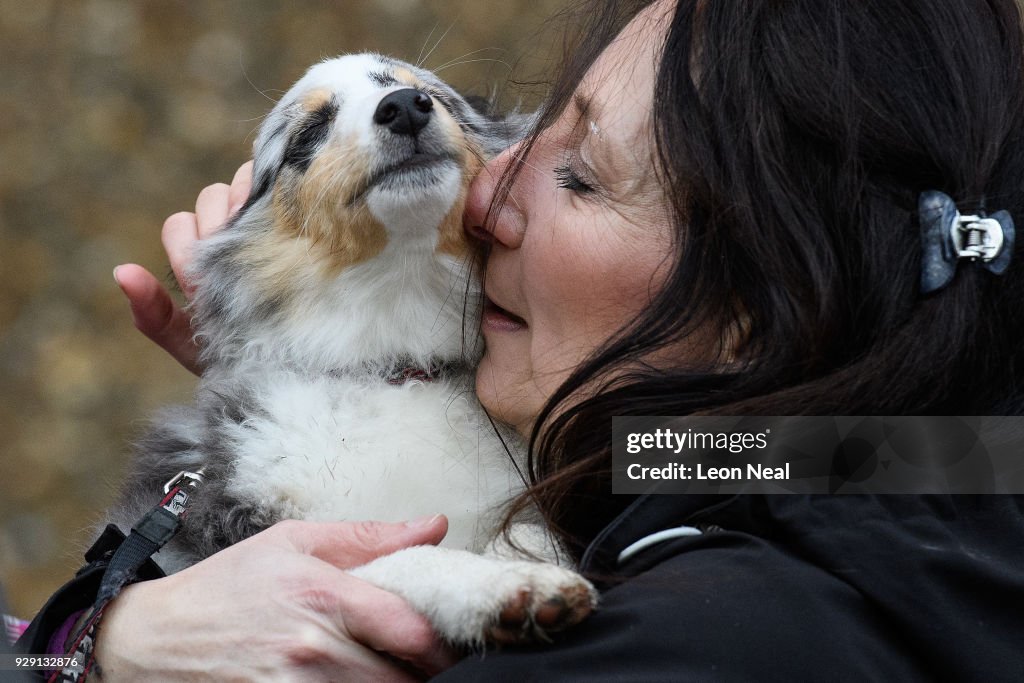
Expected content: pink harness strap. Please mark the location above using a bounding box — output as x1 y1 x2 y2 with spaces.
4 613 29 645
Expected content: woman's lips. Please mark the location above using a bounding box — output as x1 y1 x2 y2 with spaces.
483 296 527 332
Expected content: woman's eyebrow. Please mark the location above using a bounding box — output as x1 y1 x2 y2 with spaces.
570 90 609 149
572 91 599 123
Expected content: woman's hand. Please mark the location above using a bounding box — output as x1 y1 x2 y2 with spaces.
94 516 460 682
114 161 255 375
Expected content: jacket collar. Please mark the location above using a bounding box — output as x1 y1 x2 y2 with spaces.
579 493 740 576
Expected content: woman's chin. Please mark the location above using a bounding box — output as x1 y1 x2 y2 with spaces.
474 354 535 438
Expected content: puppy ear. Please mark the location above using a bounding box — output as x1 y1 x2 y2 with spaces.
244 109 291 210
455 91 535 154
482 108 536 155
500 111 537 141
462 93 495 118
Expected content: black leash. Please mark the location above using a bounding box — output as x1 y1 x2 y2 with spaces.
15 469 204 683
94 469 204 607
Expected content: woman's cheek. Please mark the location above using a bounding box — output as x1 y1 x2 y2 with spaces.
476 333 540 433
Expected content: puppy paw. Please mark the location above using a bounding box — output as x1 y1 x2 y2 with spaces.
486 577 597 644
350 546 598 648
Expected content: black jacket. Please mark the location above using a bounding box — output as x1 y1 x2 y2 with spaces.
436 495 1024 681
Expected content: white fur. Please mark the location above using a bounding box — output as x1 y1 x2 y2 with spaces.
218 372 515 552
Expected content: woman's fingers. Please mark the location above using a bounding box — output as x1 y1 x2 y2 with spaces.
161 210 200 298
267 517 457 675
330 576 461 676
124 164 254 374
228 160 254 214
113 264 202 375
267 518 456 674
119 207 207 375
274 516 449 570
164 174 241 296
120 162 254 372
195 182 231 239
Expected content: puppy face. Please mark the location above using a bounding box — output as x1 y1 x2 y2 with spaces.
192 53 527 369
246 53 512 273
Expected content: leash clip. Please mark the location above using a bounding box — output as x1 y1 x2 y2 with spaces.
163 468 206 494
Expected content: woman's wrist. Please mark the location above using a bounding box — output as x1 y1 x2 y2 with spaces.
90 579 168 681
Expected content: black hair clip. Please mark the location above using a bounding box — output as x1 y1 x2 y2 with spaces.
919 190 1015 294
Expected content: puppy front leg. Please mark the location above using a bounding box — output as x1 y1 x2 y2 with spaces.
348 546 597 648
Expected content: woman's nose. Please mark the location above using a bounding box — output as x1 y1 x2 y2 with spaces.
463 146 526 249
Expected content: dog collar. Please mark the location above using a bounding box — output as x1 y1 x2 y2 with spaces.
325 359 462 384
383 359 460 385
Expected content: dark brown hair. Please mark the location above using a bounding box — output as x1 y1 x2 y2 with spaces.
489 0 1024 558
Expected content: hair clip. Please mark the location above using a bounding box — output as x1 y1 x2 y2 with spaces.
919 190 1015 294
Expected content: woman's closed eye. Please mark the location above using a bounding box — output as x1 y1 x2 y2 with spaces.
554 163 596 194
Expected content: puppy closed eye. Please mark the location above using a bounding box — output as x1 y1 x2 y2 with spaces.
283 102 339 171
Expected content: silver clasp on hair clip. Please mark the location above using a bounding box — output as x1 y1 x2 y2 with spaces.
918 190 1015 294
951 214 1004 261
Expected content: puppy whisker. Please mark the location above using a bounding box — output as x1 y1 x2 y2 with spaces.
432 47 506 72
434 57 513 75
416 21 442 67
420 21 456 70
240 59 280 105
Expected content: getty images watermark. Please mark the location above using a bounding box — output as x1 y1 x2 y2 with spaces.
612 416 1024 494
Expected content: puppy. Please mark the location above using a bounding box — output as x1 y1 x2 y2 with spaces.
105 53 596 647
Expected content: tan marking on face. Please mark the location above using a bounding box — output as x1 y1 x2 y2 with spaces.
300 88 334 112
427 100 484 259
431 99 462 137
270 135 388 275
435 138 485 260
236 223 328 311
392 67 422 89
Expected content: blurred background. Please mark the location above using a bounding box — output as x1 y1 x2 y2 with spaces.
0 0 565 619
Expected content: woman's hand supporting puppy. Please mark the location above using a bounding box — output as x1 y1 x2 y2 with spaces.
112 161 256 376
94 515 458 681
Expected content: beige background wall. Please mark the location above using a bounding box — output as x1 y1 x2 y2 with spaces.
0 0 564 619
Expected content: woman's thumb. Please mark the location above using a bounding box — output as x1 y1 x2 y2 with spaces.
276 515 449 569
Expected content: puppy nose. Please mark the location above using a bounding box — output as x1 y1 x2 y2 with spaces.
373 88 433 136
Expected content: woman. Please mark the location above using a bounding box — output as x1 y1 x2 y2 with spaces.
28 0 1024 679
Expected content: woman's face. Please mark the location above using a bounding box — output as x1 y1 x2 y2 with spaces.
465 2 675 435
